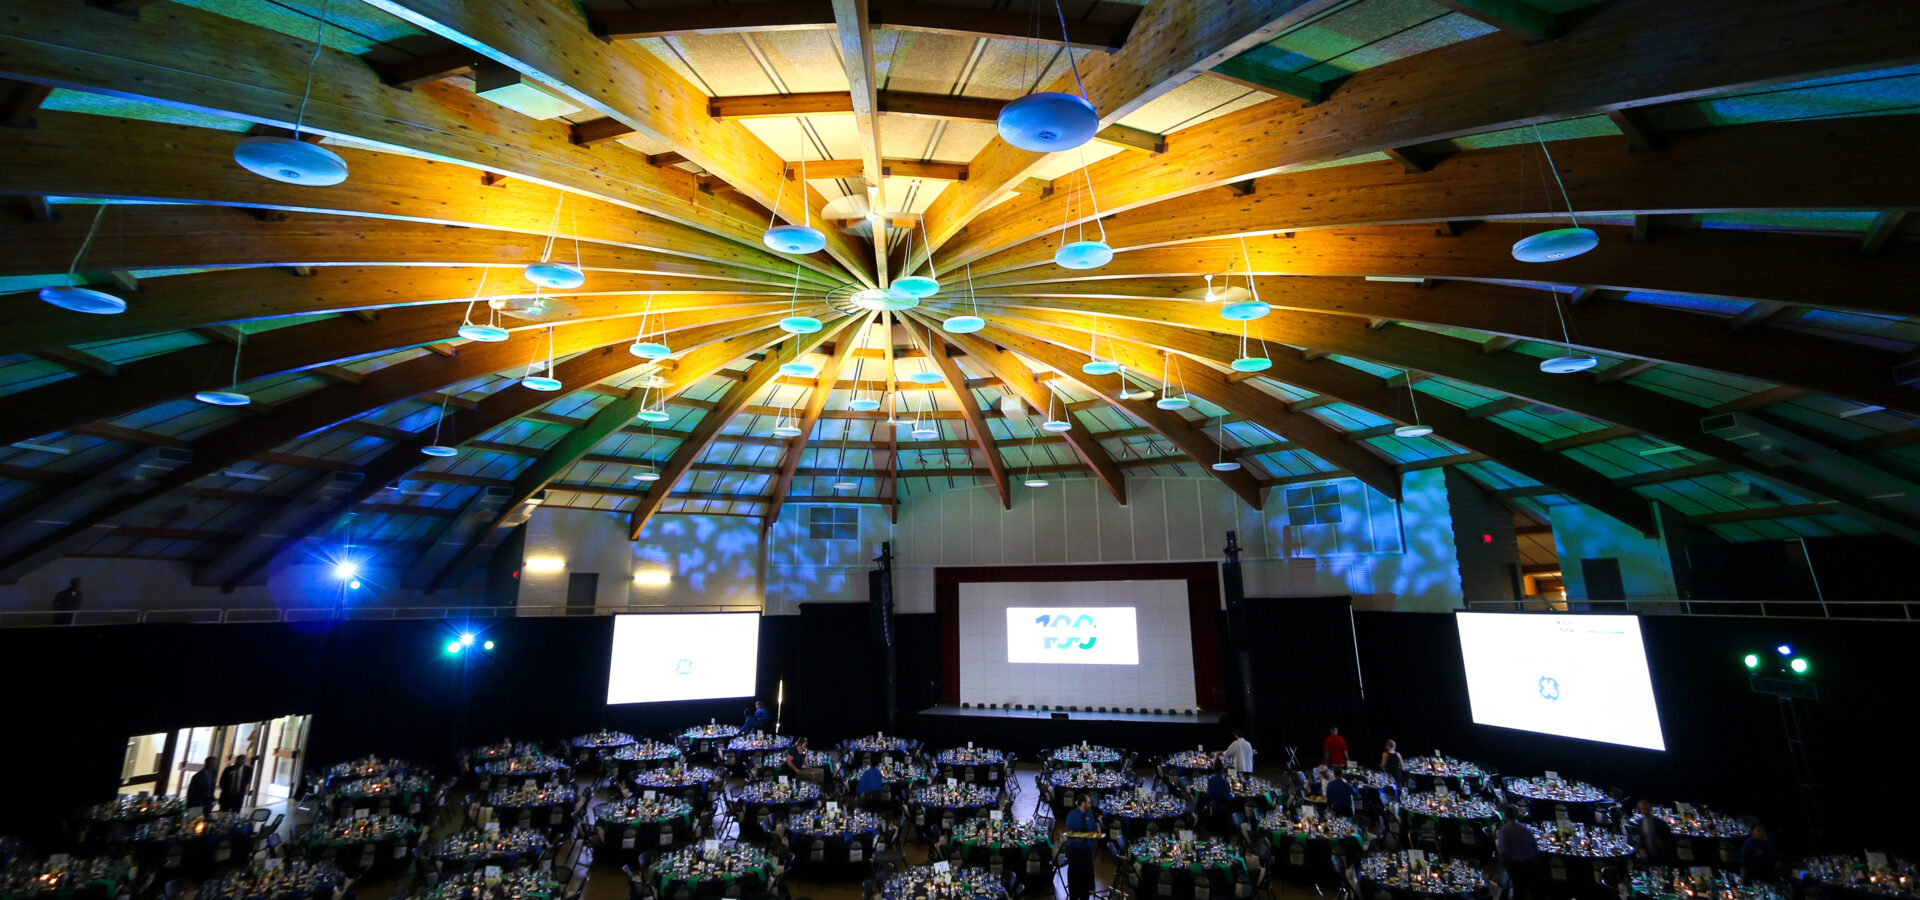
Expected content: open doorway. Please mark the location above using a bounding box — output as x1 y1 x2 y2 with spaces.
120 714 310 808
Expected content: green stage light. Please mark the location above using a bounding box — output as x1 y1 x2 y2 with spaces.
445 641 462 655
483 640 495 651
1743 653 1760 670
1789 657 1810 675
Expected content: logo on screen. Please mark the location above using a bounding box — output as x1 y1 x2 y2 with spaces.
1035 613 1098 651
676 658 693 676
1537 675 1560 701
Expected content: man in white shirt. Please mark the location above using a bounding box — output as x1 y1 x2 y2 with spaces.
1222 729 1255 776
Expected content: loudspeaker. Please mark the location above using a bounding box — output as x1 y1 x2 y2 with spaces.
1050 712 1069 722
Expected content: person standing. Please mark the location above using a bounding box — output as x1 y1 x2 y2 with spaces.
219 755 254 812
1635 800 1674 865
1324 770 1359 816
784 737 825 784
185 756 219 812
1496 809 1540 900
1739 823 1782 882
51 577 82 626
1063 794 1101 900
1323 726 1349 767
1222 730 1255 776
744 700 773 732
1379 740 1406 782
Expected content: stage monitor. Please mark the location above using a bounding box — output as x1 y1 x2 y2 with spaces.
607 612 759 705
1454 612 1666 751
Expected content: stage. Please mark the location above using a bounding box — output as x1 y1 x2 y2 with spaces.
912 704 1228 757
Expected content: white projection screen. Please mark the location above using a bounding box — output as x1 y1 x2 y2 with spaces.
1455 612 1666 751
607 613 760 705
960 581 1196 710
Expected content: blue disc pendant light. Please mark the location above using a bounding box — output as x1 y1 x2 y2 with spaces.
997 1 1100 153
1513 125 1599 263
1053 158 1113 270
233 0 348 187
763 139 827 254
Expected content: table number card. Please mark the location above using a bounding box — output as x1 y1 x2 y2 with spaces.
1675 802 1696 816
1301 806 1319 821
484 821 500 833
644 790 656 800
933 861 950 874
779 775 789 784
1554 810 1572 828
483 866 501 883
1178 830 1195 843
1691 867 1714 882
827 801 838 812
947 777 958 787
354 808 369 819
1866 851 1890 870
1545 771 1559 781
48 855 68 866
1435 784 1450 798
1409 849 1427 865
264 858 283 871
967 742 974 749
1082 762 1092 772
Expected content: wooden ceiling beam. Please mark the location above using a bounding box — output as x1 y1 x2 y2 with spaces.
923 0 1920 273
941 116 1920 274
0 77 53 128
789 159 968 183
0 1 855 285
766 313 875 524
1429 0 1558 41
910 0 1343 269
1208 43 1332 104
902 320 1009 509
588 0 1133 51
829 0 889 286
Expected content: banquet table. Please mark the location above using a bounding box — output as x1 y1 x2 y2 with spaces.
1625 806 1751 867
612 741 685 776
1397 793 1503 859
947 818 1052 874
1402 758 1490 793
1358 852 1491 900
632 767 725 804
1799 855 1919 900
1161 751 1218 778
421 828 550 870
1503 776 1614 824
734 781 822 840
1342 767 1403 808
486 785 578 832
1048 745 1125 772
1258 809 1362 874
78 796 182 845
1044 768 1133 807
469 742 545 765
842 735 921 767
128 812 253 875
0 857 130 900
752 750 840 783
1633 867 1791 900
1188 776 1280 812
1129 835 1246 900
1529 823 1634 892
909 785 1003 831
678 725 741 759
301 815 418 874
476 756 569 784
571 731 636 752
200 861 344 900
324 757 417 785
593 797 696 864
725 734 793 757
1100 794 1192 841
880 865 1008 900
652 845 774 898
329 775 430 818
786 808 887 870
933 749 1009 787
426 870 560 900
859 761 931 794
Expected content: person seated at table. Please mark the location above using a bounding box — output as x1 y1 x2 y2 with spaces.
785 737 825 784
1324 726 1349 767
1739 822 1782 881
1495 808 1539 900
1379 740 1405 781
1634 800 1674 864
854 762 884 797
1324 769 1359 816
1204 769 1234 820
744 700 773 732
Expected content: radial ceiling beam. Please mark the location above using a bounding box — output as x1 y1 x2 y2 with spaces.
932 331 1128 508
766 312 877 525
959 278 1920 417
939 116 1920 274
923 0 1920 273
0 112 836 282
908 0 1344 269
968 227 1920 319
356 0 872 285
0 0 855 285
789 159 968 183
829 0 888 286
900 321 1010 510
628 318 861 540
708 91 1156 154
1207 44 1331 103
588 0 1134 51
1429 0 1558 42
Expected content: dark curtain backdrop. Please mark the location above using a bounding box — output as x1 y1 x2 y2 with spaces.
1237 596 1365 767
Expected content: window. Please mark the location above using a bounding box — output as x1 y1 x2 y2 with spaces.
807 506 859 540
1285 484 1343 526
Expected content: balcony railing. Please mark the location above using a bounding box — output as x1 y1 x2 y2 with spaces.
0 601 764 628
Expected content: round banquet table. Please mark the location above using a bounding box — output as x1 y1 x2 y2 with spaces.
1048 745 1126 772
1129 835 1247 900
946 819 1053 874
632 767 726 805
324 757 418 786
1 857 130 900
1188 776 1281 814
880 864 1009 900
1633 868 1791 900
1625 807 1752 868
1401 757 1490 794
1100 793 1192 841
725 734 793 759
733 781 822 840
486 786 577 832
1529 824 1634 894
301 816 418 875
77 797 183 846
475 756 569 788
611 741 685 777
677 725 741 760
328 775 430 819
468 742 544 766
425 871 560 900
1798 856 1920 900
572 731 636 752
420 828 550 871
199 861 344 900
934 749 1009 787
786 808 887 871
1503 776 1614 824
126 813 254 876
751 749 839 783
909 785 1003 832
651 845 774 899
842 735 922 768
1341 767 1403 808
1044 769 1134 808
1357 852 1491 900
1397 793 1503 860
1161 751 1218 778
1259 809 1363 877
593 797 696 865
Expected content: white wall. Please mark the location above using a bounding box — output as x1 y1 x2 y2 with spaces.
764 501 894 613
520 508 765 612
1549 503 1680 604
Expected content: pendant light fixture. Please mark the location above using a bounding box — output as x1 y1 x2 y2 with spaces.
421 392 460 457
1392 374 1434 438
524 192 586 289
830 420 859 491
892 222 941 298
633 379 672 423
763 136 828 254
520 326 563 391
1117 368 1155 402
456 266 510 342
1053 159 1113 270
885 391 902 425
1210 416 1242 472
847 316 883 412
910 391 939 439
776 332 820 378
1020 430 1050 488
1080 317 1120 375
1230 320 1273 373
904 319 943 385
771 407 804 439
233 0 349 186
632 430 663 482
1220 237 1271 321
1512 125 1599 262
1154 353 1191 410
1040 391 1072 433
1539 286 1598 373
943 263 986 334
195 333 252 406
997 0 1098 153
628 294 671 359
39 205 126 315
779 265 824 334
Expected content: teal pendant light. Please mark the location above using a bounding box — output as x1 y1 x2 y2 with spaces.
519 326 563 392
1539 285 1598 374
195 333 252 407
1513 125 1599 263
779 264 824 334
420 392 460 457
763 140 826 254
1154 352 1190 410
942 262 986 334
524 191 586 289
1219 236 1270 321
628 294 672 359
1052 158 1113 270
1230 320 1272 373
892 221 941 297
1080 317 1120 375
997 0 1098 154
233 0 348 187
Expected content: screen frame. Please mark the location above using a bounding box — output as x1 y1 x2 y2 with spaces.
1451 609 1668 752
604 611 762 706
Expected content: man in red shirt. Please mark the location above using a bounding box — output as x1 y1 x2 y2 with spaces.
1323 726 1349 766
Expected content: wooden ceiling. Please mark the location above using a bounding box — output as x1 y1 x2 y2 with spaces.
0 0 1916 590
